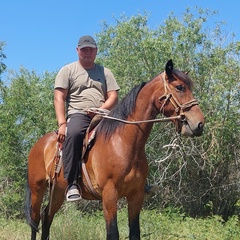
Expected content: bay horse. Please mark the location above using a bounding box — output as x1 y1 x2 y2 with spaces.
25 60 204 240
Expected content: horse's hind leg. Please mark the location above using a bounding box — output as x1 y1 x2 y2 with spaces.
25 179 47 240
41 186 65 240
25 184 37 240
41 206 51 240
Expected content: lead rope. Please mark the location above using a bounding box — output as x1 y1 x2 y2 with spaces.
88 107 182 124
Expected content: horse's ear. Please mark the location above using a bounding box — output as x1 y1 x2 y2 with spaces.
165 59 173 78
185 71 190 75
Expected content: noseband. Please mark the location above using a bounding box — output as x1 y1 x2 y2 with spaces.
159 72 199 120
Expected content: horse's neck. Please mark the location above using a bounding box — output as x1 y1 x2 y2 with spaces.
126 100 156 144
134 80 159 121
127 120 154 146
127 77 163 143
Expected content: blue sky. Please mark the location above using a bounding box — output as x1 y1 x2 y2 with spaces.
1 0 239 78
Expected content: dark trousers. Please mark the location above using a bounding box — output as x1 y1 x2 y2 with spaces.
62 113 91 184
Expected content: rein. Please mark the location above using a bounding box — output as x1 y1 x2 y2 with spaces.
103 115 182 124
88 108 182 124
88 73 198 124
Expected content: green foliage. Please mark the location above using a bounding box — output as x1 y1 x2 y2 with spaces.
0 41 6 79
0 69 57 218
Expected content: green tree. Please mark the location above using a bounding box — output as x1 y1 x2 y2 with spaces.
96 8 240 219
0 69 56 218
0 41 6 80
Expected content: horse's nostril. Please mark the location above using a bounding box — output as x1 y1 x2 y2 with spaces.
198 122 204 131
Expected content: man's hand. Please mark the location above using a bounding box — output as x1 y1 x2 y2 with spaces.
57 124 66 143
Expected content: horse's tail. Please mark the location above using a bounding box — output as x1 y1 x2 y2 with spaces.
25 178 39 232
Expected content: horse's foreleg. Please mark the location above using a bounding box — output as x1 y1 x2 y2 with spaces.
127 190 145 240
102 185 119 240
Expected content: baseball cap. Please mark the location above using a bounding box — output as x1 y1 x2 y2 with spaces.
78 35 97 49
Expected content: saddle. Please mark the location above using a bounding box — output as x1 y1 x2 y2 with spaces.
82 114 104 158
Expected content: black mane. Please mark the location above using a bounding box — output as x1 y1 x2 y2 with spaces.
96 82 146 138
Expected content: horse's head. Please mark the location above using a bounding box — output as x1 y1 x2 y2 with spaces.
158 60 204 137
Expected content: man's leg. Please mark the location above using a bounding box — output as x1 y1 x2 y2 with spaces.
62 113 91 201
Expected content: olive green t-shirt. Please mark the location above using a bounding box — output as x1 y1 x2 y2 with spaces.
55 61 120 115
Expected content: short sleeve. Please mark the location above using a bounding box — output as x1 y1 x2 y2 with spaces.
104 67 120 92
54 66 70 89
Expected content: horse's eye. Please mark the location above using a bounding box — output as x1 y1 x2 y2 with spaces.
176 85 185 91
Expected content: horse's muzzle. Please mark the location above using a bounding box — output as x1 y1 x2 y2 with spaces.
181 120 204 137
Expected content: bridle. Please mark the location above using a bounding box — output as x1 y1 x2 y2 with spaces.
88 72 199 125
159 72 199 121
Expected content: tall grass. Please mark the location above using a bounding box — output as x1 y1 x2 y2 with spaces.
1 205 240 239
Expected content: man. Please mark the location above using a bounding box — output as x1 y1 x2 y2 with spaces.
54 35 120 201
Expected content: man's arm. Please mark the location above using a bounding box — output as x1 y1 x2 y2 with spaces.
54 88 68 142
100 90 118 110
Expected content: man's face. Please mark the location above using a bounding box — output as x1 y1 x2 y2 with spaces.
77 47 97 64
